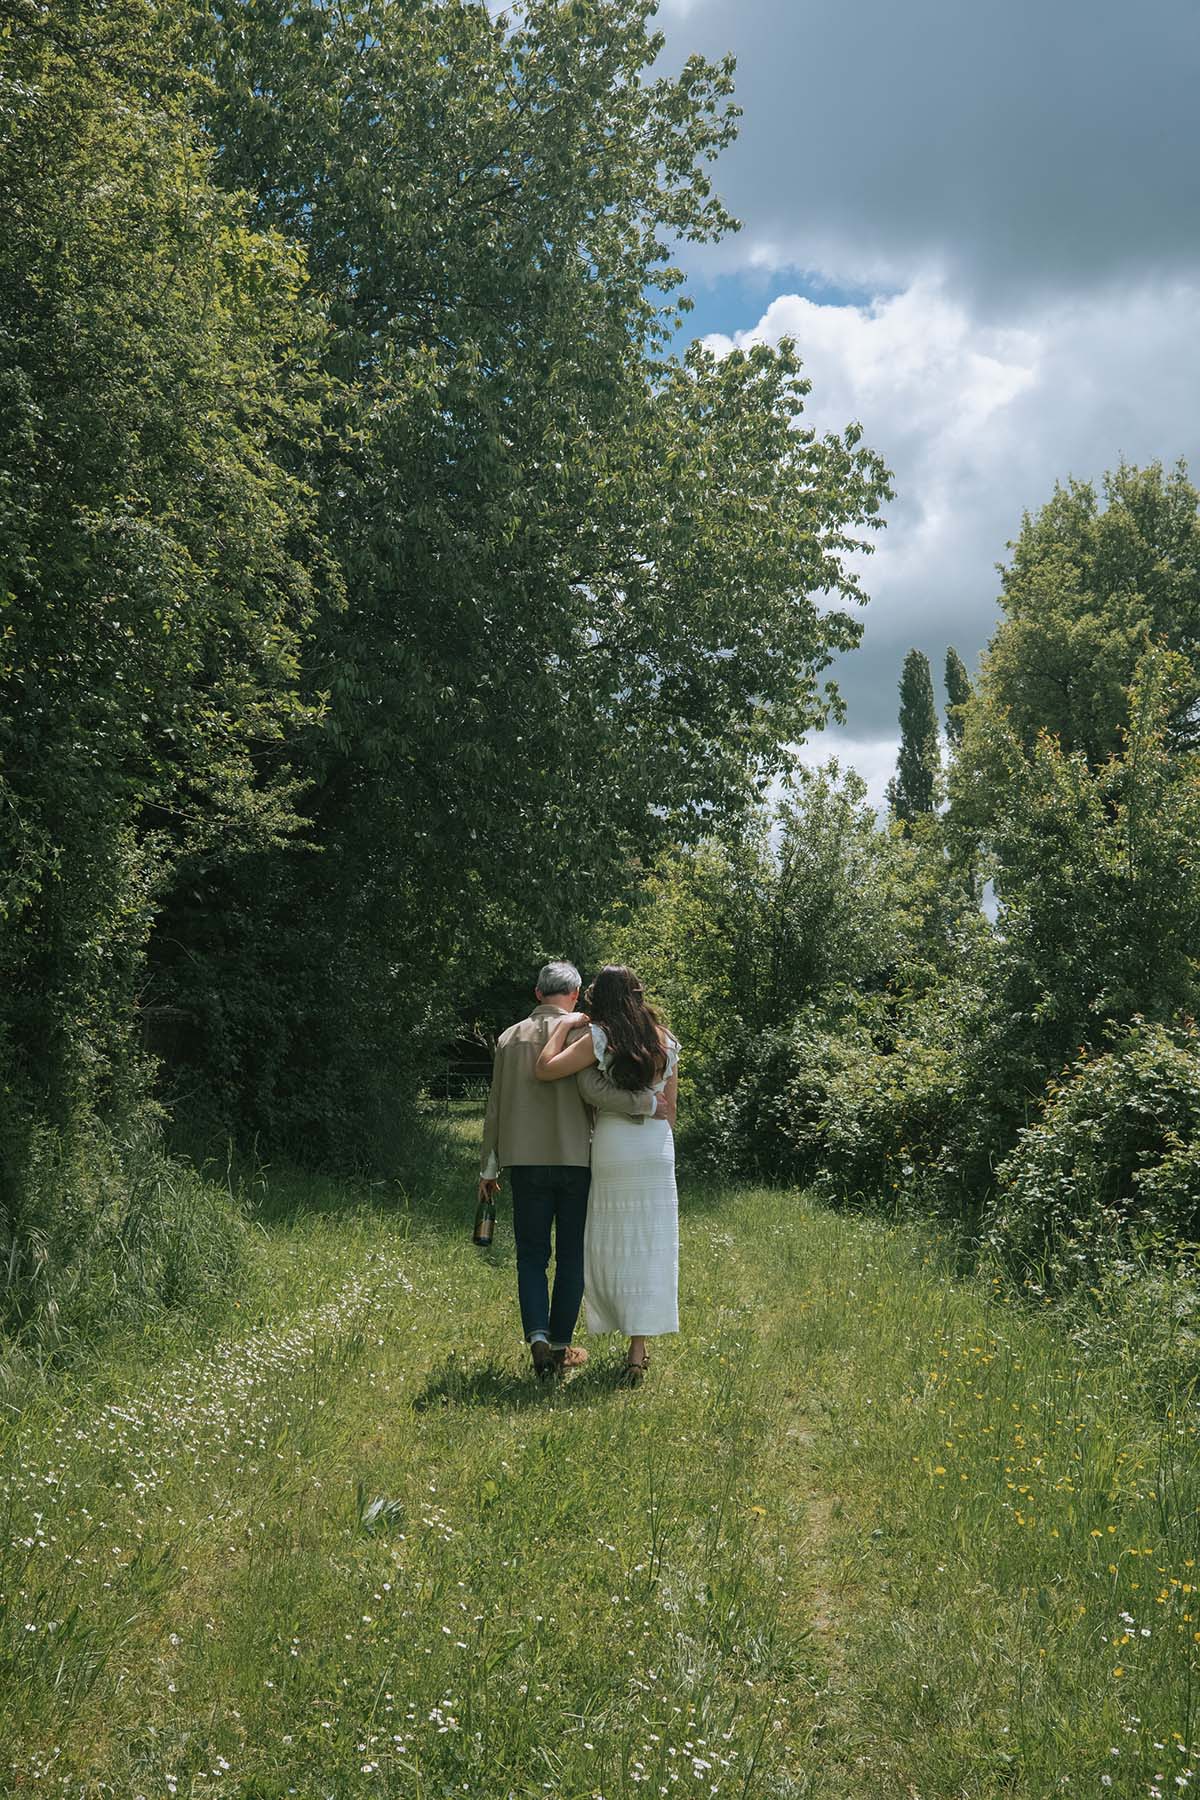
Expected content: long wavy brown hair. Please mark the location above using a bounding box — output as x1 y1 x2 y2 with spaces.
584 965 668 1091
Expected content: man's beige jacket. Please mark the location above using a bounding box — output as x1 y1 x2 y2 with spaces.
480 1004 655 1176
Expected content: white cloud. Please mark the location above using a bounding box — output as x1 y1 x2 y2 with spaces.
703 277 1200 737
651 0 1200 781
792 734 899 819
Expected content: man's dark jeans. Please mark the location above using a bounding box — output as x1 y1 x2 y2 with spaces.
508 1164 591 1348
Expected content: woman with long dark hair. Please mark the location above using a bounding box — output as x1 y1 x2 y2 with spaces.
534 965 679 1384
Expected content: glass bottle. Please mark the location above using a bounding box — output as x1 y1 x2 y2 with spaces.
472 1194 495 1247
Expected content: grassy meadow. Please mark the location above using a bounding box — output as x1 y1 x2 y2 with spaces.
2 1106 1198 1799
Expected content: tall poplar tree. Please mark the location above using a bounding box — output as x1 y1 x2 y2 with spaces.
886 649 941 826
944 646 972 747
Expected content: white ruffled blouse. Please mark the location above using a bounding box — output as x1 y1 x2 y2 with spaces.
589 1023 679 1094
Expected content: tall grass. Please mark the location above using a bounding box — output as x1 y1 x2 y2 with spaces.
0 1116 249 1403
0 1111 1196 1797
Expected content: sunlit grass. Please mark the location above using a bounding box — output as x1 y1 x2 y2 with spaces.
1 1112 1197 1797
774 1211 1200 1798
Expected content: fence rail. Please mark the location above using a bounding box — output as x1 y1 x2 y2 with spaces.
431 1059 492 1107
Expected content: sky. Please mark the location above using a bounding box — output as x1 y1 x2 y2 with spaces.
656 0 1200 808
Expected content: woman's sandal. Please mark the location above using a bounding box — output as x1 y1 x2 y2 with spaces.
621 1351 650 1388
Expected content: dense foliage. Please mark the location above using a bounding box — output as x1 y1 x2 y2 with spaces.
982 460 1200 765
986 1020 1200 1289
622 462 1200 1347
0 0 323 1344
1 0 891 1345
144 0 891 1159
942 646 972 746
611 766 912 1092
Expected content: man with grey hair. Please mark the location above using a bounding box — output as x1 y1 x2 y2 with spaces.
479 960 663 1376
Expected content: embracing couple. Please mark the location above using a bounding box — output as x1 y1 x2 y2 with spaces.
478 960 679 1386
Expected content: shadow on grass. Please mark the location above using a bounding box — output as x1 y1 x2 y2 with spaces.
411 1351 630 1413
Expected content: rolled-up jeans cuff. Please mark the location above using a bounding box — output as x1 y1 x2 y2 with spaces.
528 1330 550 1346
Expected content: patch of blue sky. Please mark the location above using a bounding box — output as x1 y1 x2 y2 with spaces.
666 264 886 348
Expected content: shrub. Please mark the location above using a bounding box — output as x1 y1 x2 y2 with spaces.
802 1033 961 1214
692 1006 962 1214
612 765 916 1120
0 1114 249 1376
984 1020 1200 1291
689 1017 846 1183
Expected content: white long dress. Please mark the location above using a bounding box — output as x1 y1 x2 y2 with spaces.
584 1023 679 1337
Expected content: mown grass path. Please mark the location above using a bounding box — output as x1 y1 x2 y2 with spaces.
3 1109 1198 1799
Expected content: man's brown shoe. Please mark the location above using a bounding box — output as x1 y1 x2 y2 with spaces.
553 1345 588 1371
530 1340 554 1378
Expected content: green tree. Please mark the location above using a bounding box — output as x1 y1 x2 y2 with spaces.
611 760 984 1183
986 651 1200 1038
0 0 322 1107
982 461 1200 767
943 646 972 747
943 647 1200 1202
611 765 911 1096
0 0 324 1319
154 0 892 1156
886 649 941 826
937 469 1200 1214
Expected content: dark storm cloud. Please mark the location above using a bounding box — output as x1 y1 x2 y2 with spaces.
662 0 1200 304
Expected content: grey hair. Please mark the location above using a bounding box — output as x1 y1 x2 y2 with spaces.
536 960 581 997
